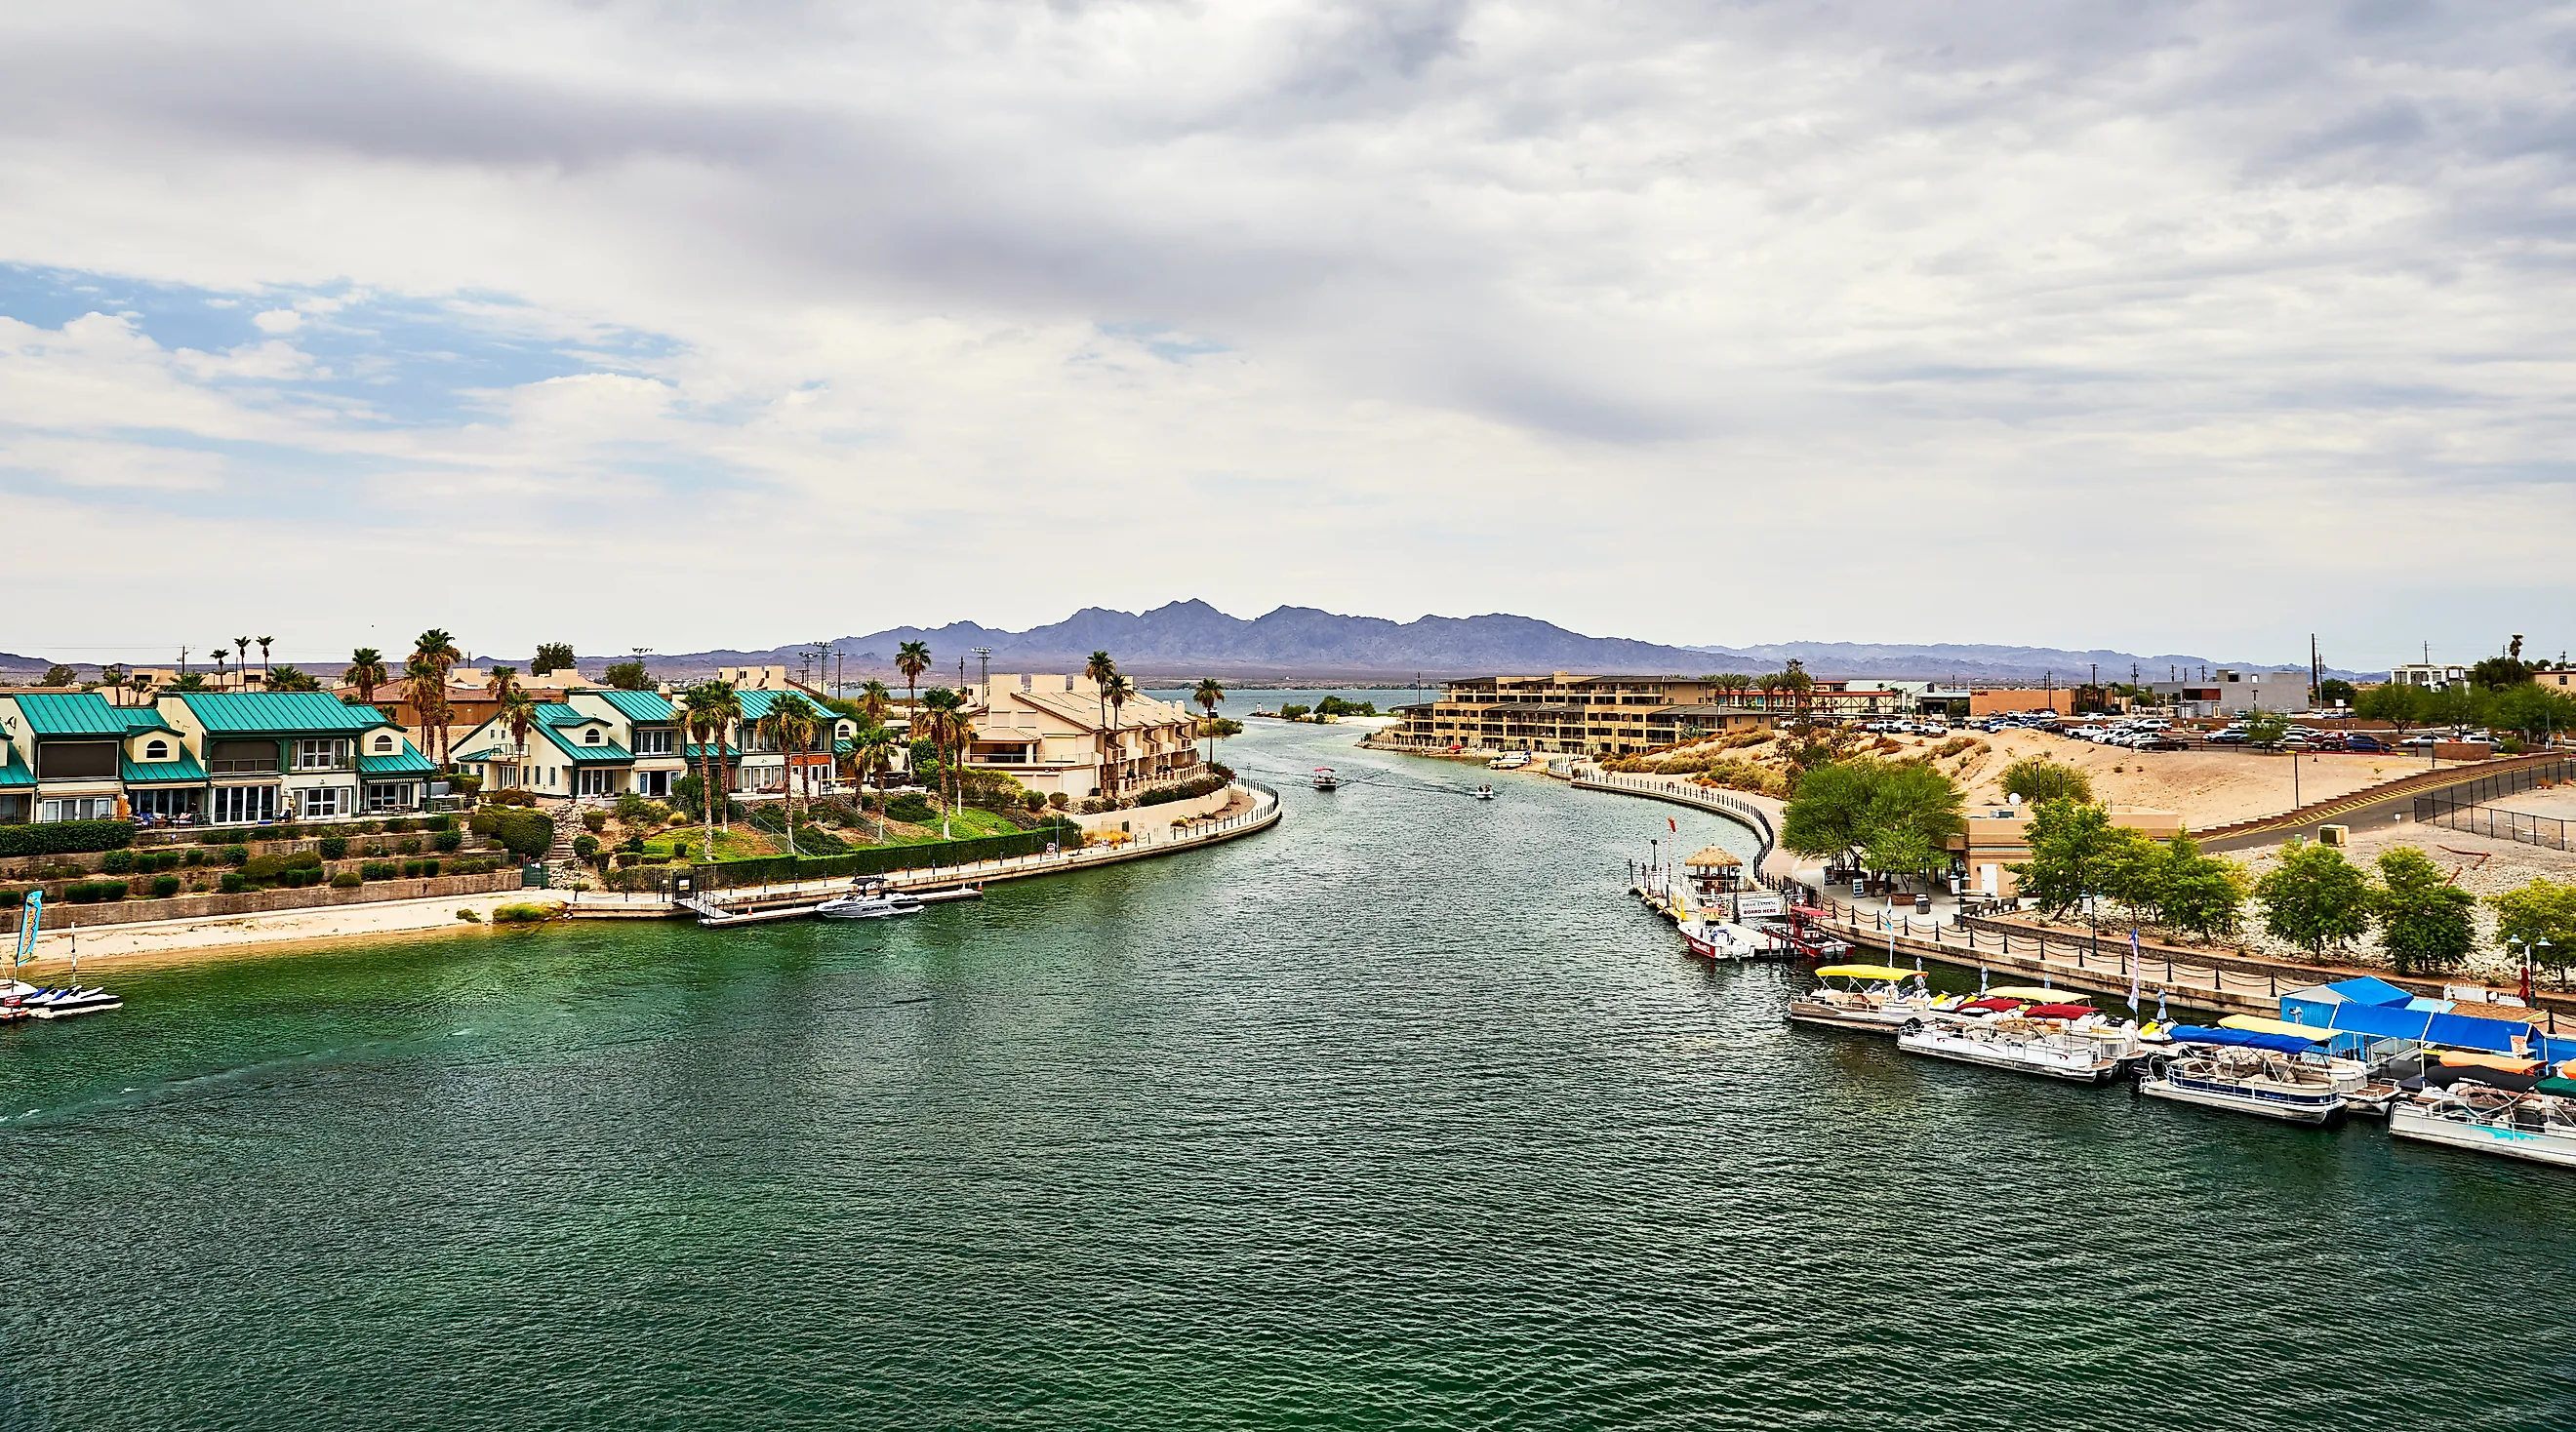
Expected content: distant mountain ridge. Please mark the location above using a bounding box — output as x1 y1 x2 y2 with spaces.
628 601 2341 684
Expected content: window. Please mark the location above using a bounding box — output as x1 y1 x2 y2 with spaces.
584 728 603 745
295 738 351 771
131 787 198 819
577 768 614 796
364 782 415 813
143 739 171 761
37 796 118 822
210 785 278 824
633 727 673 756
209 740 278 775
300 786 349 819
35 741 116 779
373 734 396 754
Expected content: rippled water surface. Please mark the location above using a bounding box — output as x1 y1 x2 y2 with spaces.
5 713 2573 1431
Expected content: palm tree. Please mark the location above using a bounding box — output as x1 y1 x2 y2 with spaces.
485 665 519 702
344 647 389 709
234 637 251 680
501 687 540 778
677 682 738 857
1193 677 1226 770
411 629 463 764
1710 673 1751 706
1085 651 1119 793
212 647 228 685
101 664 127 708
703 681 742 832
849 725 897 841
856 679 893 729
1103 673 1135 796
258 636 273 675
127 670 157 708
759 694 823 856
917 688 964 837
896 642 932 717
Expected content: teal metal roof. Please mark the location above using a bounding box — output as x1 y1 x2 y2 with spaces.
122 753 209 784
357 741 436 776
589 689 676 723
0 754 33 789
117 709 182 736
455 747 515 765
682 743 744 763
540 723 633 764
732 689 824 721
181 692 385 735
537 702 588 728
12 693 128 736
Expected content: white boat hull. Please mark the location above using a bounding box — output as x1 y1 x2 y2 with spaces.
2139 1075 2343 1126
1897 1026 2128 1085
2391 1104 2576 1170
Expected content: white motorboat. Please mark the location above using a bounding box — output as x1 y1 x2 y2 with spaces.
1896 1013 2141 1085
814 878 925 921
1787 965 1942 1033
2391 1084 2576 1170
1310 768 1342 790
1680 918 1781 961
1471 784 1496 801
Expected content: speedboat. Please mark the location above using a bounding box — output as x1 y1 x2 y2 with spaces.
815 877 925 921
1310 768 1341 790
2137 1037 2350 1126
1787 965 1941 1033
2392 1082 2576 1169
1471 784 1496 801
1896 1011 2142 1085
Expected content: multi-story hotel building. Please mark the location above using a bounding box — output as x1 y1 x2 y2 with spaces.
1388 673 1901 756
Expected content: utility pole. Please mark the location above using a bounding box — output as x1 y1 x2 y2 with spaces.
972 647 992 700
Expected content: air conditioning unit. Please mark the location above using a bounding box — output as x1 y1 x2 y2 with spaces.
2318 823 2349 847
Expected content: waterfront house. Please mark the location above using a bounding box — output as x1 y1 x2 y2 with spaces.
0 690 435 826
961 675 1199 801
450 685 853 807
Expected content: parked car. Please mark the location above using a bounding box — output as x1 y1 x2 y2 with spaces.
2342 735 2391 753
2205 730 2249 745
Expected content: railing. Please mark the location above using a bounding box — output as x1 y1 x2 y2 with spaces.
1570 767 1777 871
2415 793 2572 852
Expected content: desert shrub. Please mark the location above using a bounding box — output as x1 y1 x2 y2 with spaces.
1048 792 1069 810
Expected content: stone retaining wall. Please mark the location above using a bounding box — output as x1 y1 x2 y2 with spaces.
12 870 524 930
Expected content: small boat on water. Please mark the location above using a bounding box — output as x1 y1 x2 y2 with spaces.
1897 1010 2143 1085
25 986 121 1019
1787 965 1941 1032
815 877 925 921
1310 768 1342 790
1471 784 1496 801
2391 1081 2576 1170
2137 1037 2350 1127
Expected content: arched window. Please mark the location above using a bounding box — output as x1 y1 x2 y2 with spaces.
373 734 395 753
145 739 170 760
584 729 602 744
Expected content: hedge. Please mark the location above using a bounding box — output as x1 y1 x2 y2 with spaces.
687 818 1086 890
0 821 135 856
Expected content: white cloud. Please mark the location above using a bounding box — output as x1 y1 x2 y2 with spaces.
0 0 2569 666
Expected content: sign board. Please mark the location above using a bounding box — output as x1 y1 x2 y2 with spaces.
1734 894 1783 919
787 753 832 768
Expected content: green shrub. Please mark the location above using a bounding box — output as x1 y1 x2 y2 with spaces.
582 810 608 834
330 871 363 889
99 849 137 875
359 819 384 835
886 793 935 823
361 861 397 881
469 810 501 835
402 860 424 878
572 834 599 859
1048 792 1069 810
219 873 248 895
393 838 421 855
487 809 555 861
318 837 349 860
1024 790 1048 813
423 814 454 833
433 830 463 854
64 883 101 903
221 845 250 866
0 890 21 908
183 850 206 867
386 817 417 833
0 821 134 856
150 876 181 898
491 902 557 924
198 830 231 846
457 907 482 923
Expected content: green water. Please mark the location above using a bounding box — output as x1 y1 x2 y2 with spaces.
3 715 2571 1431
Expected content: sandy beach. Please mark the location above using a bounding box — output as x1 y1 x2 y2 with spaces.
13 890 551 973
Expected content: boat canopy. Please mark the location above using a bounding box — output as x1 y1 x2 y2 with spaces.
2538 1077 2576 1098
2023 1003 2099 1020
2437 1052 2541 1074
1814 964 1920 982
2270 996 2532 1054
2325 975 2416 1006
1989 986 2081 1002
2219 1015 2336 1041
1962 996 2023 1013
2167 1025 2322 1056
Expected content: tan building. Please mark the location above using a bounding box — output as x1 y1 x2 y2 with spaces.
1389 673 1899 756
1966 688 2078 717
1952 804 2182 899
963 674 1199 801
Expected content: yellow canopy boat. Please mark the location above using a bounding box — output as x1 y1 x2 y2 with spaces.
2218 1014 2336 1042
1813 964 1921 982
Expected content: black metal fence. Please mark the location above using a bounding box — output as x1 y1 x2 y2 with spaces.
2408 757 2576 852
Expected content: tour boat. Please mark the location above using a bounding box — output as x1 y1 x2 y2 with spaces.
1787 965 1941 1033
1310 768 1341 790
2136 1038 2350 1127
2391 1083 2576 1170
1896 1012 2142 1085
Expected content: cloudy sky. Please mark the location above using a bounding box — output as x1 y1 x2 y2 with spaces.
3 0 2570 670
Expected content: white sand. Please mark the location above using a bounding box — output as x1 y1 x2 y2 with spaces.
17 891 545 973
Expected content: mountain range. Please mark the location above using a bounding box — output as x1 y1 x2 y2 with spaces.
616 602 2342 684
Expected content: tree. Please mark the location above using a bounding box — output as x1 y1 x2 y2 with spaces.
100 663 127 706
234 637 251 677
896 642 932 714
1103 673 1135 795
2255 841 2374 956
2482 683 2576 745
678 682 740 857
410 629 463 765
40 663 75 688
2242 711 2290 747
2155 832 2249 939
344 648 389 708
2000 758 2093 806
2011 800 2160 919
2468 655 2533 691
502 687 540 776
2355 682 2430 741
848 725 898 840
2489 878 2576 984
485 665 519 701
1781 759 1963 885
532 643 577 677
257 636 273 674
1193 677 1227 769
856 679 893 729
757 694 823 855
2316 678 2357 707
2373 847 2475 975
212 648 228 684
603 659 651 691
266 664 320 693
916 688 968 836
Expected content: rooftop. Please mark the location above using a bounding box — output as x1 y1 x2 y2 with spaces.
181 692 388 735
10 693 130 737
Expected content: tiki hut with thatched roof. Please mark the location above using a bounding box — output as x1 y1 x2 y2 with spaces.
1684 845 1743 892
